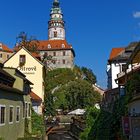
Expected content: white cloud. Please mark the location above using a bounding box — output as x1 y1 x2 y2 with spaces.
133 11 140 18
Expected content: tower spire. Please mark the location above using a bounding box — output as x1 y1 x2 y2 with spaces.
53 0 60 8
48 0 65 40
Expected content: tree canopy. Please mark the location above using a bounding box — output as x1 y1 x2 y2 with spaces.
54 79 101 110
15 31 39 52
81 67 97 84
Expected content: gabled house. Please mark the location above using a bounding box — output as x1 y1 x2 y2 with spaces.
4 47 45 114
107 42 138 89
0 64 32 140
104 42 138 110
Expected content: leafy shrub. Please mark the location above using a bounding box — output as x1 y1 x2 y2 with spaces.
31 110 45 137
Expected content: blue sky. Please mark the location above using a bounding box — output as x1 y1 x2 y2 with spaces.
0 0 140 88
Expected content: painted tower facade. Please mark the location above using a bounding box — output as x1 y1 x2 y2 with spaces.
37 0 75 69
48 0 65 40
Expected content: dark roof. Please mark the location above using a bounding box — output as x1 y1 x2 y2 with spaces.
3 67 33 85
0 84 23 94
127 42 140 65
109 42 138 62
0 68 15 81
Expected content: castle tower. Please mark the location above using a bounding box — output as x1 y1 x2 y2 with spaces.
48 0 65 40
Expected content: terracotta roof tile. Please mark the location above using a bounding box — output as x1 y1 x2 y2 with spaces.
37 40 72 50
109 48 124 60
0 43 13 53
31 52 40 58
30 91 42 101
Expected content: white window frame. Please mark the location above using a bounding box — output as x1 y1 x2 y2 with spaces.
9 105 14 124
16 106 20 123
0 105 6 126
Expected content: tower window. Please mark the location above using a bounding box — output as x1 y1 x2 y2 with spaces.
54 31 57 37
53 52 56 56
63 51 66 56
63 59 65 64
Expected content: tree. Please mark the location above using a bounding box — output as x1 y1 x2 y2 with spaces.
53 80 101 110
80 107 100 140
81 67 97 84
15 31 39 52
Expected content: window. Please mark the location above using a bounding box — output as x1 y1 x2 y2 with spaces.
54 31 57 37
7 55 10 59
53 60 56 64
63 51 66 56
16 107 20 122
122 64 126 72
53 52 56 56
63 59 65 64
28 103 31 118
9 106 14 124
0 105 6 125
0 54 2 58
19 55 26 66
25 103 28 118
24 84 30 94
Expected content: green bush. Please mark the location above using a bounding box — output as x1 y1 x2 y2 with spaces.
31 110 45 137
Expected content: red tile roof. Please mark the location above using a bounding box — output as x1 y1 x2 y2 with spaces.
0 43 13 53
13 40 75 56
109 48 124 60
31 52 40 58
37 40 72 50
30 91 42 101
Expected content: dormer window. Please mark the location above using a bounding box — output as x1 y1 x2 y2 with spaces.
62 44 65 48
48 44 51 49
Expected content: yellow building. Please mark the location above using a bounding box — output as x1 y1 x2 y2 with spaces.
4 47 45 114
